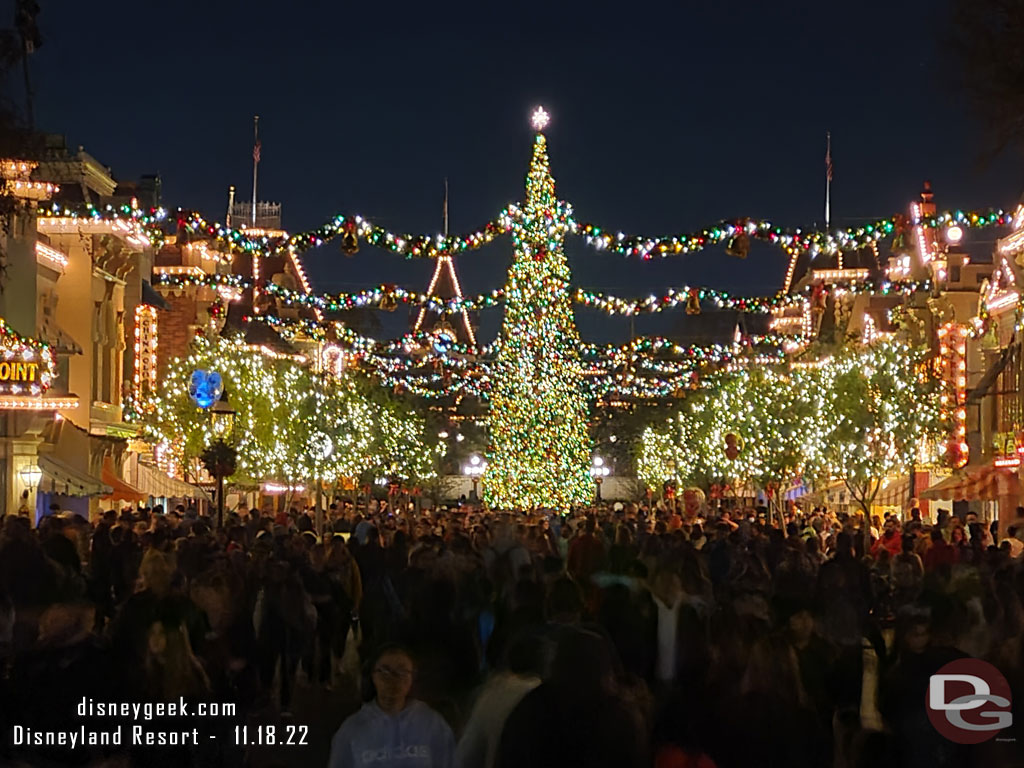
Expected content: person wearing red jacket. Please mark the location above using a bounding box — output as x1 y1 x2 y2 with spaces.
922 528 958 571
871 519 903 558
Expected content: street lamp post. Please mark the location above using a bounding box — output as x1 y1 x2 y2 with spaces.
590 456 610 502
208 393 236 528
19 463 41 518
464 454 485 503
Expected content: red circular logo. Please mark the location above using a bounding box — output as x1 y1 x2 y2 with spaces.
926 658 1013 744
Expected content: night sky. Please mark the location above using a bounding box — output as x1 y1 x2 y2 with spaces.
17 0 1024 343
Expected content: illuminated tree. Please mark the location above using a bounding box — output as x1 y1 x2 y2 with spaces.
637 391 711 491
138 334 442 486
639 366 818 511
809 341 944 516
485 112 591 509
639 341 944 517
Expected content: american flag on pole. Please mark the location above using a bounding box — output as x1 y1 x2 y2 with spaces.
253 140 261 164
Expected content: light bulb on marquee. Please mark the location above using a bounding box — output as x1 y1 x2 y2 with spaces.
531 106 549 132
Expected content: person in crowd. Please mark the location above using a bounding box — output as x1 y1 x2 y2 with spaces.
922 527 957 571
456 631 544 768
498 627 645 768
328 644 455 768
1 494 1022 768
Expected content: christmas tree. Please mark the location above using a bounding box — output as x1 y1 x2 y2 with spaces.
484 109 592 510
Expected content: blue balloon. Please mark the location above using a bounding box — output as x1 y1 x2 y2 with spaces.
188 370 223 409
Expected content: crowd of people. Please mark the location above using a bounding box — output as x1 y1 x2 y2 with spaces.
0 495 1022 767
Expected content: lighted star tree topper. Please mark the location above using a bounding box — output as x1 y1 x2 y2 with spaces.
484 107 592 510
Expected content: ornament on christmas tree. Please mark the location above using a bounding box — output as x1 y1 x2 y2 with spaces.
685 288 701 315
380 284 398 311
340 220 359 256
725 233 749 259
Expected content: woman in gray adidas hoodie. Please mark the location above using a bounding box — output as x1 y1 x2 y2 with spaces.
329 645 455 768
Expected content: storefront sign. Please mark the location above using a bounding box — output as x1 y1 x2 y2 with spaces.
0 318 55 396
0 360 40 383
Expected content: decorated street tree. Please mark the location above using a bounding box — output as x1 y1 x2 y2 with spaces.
485 109 591 509
637 390 712 492
639 365 818 517
698 366 818 516
639 340 943 520
809 341 945 517
139 333 441 487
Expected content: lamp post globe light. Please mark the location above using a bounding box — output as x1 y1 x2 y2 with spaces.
464 454 485 502
19 463 41 491
590 456 610 501
210 392 236 437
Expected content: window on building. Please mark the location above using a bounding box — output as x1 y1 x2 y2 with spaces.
997 345 1022 437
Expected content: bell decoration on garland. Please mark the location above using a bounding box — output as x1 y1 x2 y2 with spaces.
380 284 398 312
340 220 360 256
685 288 701 315
725 233 749 259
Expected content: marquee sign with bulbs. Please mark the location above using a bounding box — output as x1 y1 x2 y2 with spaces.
0 318 56 396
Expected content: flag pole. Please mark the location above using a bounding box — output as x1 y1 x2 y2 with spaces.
251 115 260 228
443 177 449 237
825 131 832 231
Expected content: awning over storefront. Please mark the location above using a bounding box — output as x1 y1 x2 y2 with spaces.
967 343 1018 403
38 454 112 497
784 481 811 501
921 464 1022 501
134 462 211 502
875 477 909 508
100 457 146 503
141 279 171 311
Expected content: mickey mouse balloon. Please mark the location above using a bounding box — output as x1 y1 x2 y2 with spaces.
188 369 223 409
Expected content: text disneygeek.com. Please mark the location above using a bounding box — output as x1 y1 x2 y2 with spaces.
10 696 309 749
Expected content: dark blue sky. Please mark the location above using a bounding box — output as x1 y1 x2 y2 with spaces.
18 0 1022 343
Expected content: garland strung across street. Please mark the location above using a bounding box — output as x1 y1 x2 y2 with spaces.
181 209 516 260
176 205 1010 264
248 310 782 403
36 196 1011 271
572 209 1010 260
153 272 932 317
